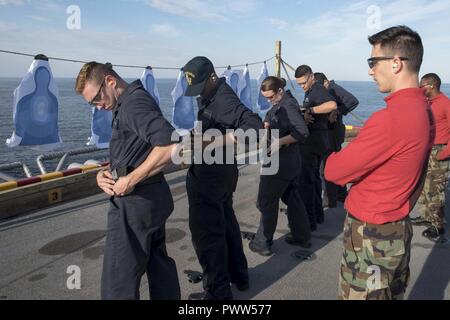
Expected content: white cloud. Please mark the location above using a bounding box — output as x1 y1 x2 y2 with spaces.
0 0 24 5
379 0 450 27
145 0 227 21
26 15 49 22
294 0 450 42
0 23 196 78
150 23 181 37
227 0 258 14
144 0 258 21
269 18 288 30
283 0 450 81
26 0 67 13
0 20 18 31
343 0 373 13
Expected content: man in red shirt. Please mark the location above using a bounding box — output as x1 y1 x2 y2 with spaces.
325 26 434 300
413 73 449 242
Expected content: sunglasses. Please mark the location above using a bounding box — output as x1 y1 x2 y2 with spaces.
88 78 106 106
266 92 276 100
296 74 311 86
367 56 409 69
264 88 283 101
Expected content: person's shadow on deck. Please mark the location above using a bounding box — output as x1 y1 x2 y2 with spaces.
408 186 450 300
235 206 346 300
408 241 450 299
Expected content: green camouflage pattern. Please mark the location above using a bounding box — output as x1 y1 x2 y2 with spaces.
338 214 413 300
417 145 449 229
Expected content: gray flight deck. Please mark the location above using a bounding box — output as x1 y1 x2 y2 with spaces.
0 164 449 300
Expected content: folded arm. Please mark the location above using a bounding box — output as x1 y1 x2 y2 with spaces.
325 111 396 185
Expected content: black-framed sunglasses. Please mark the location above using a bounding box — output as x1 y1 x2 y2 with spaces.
264 88 283 101
296 74 311 86
367 56 409 69
88 78 106 106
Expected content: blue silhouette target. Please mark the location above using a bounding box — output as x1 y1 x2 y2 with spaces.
171 71 195 130
6 56 62 149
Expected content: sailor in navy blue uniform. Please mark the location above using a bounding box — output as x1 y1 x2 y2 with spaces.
295 65 337 230
183 56 263 300
75 62 180 300
314 72 359 207
249 76 311 256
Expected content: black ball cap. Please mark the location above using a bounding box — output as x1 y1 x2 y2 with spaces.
183 56 215 96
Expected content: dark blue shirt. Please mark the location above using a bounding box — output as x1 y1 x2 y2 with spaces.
110 80 177 172
327 80 359 143
264 90 309 179
264 90 309 142
303 82 336 155
328 80 359 116
192 78 263 189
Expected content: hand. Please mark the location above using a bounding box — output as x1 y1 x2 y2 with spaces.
96 170 115 196
264 122 270 129
268 137 280 156
304 110 315 124
328 110 338 123
112 175 135 196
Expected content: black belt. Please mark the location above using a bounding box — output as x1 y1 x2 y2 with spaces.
111 167 164 184
347 211 409 224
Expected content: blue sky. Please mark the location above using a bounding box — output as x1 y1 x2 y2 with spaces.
1 0 449 81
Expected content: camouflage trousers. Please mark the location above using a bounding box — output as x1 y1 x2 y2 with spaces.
338 214 413 300
417 145 450 229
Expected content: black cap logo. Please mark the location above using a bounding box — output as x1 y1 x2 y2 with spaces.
185 71 195 86
183 56 215 96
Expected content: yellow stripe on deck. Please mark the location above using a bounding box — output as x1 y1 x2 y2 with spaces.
39 172 64 181
81 164 101 172
0 181 19 192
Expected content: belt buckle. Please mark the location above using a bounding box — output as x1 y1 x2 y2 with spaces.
111 169 119 181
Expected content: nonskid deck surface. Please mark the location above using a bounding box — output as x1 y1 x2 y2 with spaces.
0 164 448 300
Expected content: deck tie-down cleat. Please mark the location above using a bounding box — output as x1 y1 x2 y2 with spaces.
292 250 315 261
184 270 203 284
422 226 446 243
241 231 255 241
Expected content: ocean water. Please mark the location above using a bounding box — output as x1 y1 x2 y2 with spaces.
1 77 449 178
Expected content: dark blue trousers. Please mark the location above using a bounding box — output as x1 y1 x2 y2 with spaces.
299 149 324 228
254 175 311 245
101 180 180 300
186 168 248 300
323 127 348 203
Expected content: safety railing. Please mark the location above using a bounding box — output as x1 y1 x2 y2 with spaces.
36 146 107 175
0 162 32 181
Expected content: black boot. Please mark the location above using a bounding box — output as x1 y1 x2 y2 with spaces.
249 239 273 256
422 226 446 242
284 233 312 248
231 281 249 291
188 291 207 300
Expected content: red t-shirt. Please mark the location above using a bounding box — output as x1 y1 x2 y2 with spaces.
430 93 450 159
325 88 433 224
